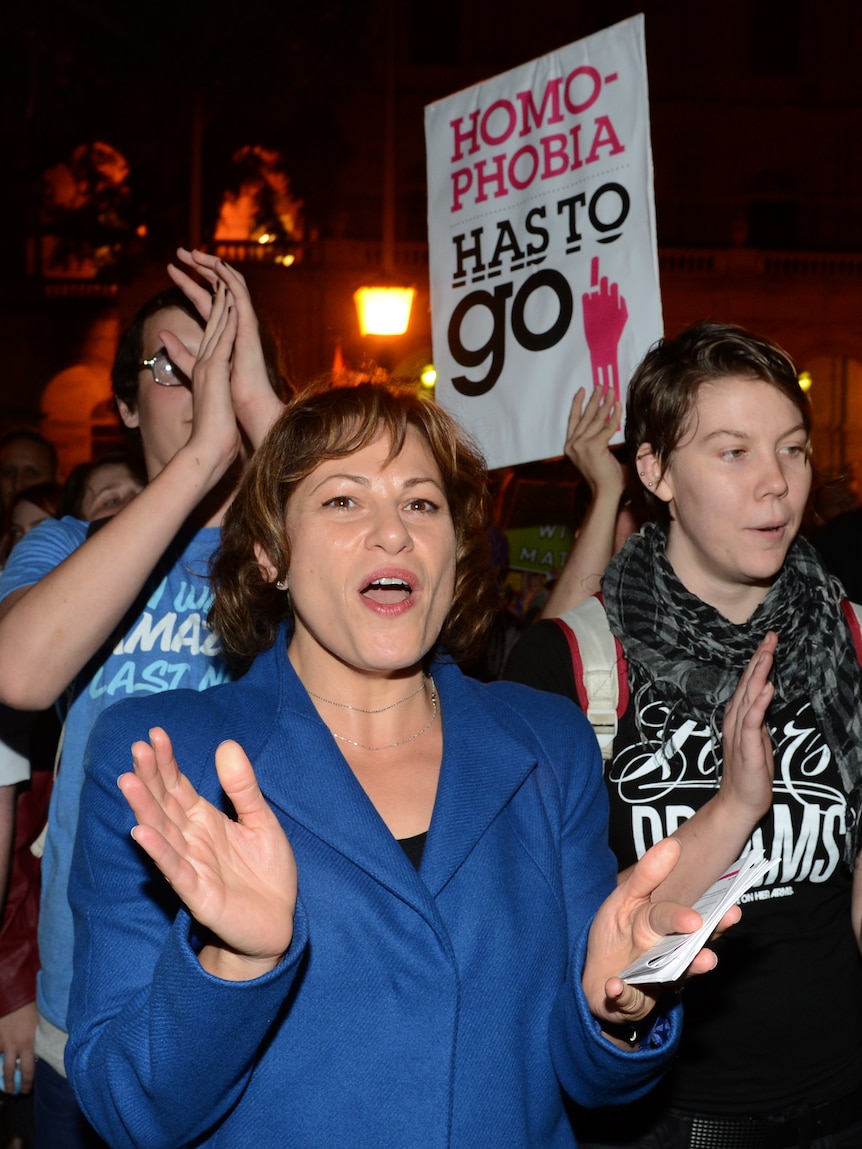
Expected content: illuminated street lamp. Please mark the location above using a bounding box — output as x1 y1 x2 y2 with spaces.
353 284 415 336
353 0 415 344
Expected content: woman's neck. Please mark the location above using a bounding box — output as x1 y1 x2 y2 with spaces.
291 652 425 708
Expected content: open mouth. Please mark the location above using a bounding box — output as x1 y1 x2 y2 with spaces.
361 576 414 606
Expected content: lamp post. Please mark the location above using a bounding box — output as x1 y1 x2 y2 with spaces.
353 0 415 343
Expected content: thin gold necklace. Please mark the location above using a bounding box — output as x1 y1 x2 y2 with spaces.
307 675 427 714
328 678 438 751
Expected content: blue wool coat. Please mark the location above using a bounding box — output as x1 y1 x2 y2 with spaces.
66 638 680 1148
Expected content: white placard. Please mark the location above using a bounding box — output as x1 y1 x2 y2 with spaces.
425 15 662 469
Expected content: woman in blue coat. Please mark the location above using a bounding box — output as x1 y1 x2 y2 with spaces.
65 380 756 1148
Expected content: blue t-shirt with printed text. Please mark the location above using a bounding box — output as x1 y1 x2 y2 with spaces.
0 516 232 1031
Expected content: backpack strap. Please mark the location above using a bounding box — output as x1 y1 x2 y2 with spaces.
840 599 862 666
552 595 628 761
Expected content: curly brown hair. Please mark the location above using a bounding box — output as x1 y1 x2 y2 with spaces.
210 381 498 670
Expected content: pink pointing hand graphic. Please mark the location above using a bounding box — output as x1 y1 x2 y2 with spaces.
582 256 629 403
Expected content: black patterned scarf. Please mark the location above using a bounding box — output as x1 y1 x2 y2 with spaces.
602 521 862 865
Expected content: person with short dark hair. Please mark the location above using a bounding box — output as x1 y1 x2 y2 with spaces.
505 321 862 1147
7 482 63 548
59 452 146 524
0 431 57 518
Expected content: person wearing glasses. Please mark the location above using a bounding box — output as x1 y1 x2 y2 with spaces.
0 250 286 1149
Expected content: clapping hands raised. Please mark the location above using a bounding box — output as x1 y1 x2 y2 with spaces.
119 728 298 982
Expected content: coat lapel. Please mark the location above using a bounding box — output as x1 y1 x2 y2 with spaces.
249 644 539 918
420 662 540 896
251 647 440 920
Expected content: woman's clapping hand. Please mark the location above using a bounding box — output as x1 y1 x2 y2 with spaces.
119 727 298 981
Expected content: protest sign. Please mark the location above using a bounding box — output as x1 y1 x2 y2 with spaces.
506 524 572 578
425 15 662 468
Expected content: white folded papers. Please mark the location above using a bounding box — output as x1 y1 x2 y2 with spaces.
618 849 777 985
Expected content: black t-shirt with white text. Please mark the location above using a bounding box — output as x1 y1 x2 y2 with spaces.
504 618 862 1113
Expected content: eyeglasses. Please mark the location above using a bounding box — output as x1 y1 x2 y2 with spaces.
139 351 190 388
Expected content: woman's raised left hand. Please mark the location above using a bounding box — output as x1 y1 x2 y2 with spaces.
583 837 737 1044
119 727 298 981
